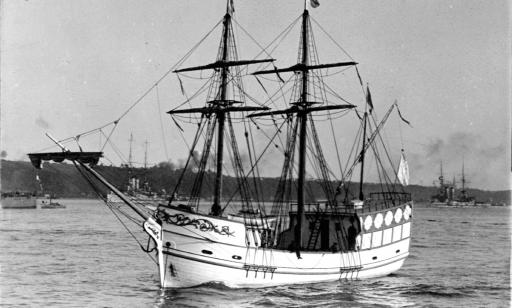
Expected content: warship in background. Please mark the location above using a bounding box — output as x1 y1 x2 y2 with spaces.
430 161 490 207
106 135 171 208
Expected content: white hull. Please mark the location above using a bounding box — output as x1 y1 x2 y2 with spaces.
107 192 166 205
430 200 480 207
155 203 413 288
161 238 409 288
1 196 37 209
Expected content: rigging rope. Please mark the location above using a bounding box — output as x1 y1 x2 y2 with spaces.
72 161 157 264
39 18 224 157
310 16 355 62
155 85 170 161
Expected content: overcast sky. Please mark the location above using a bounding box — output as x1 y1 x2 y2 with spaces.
1 0 509 190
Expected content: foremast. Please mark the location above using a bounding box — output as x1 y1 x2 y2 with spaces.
168 2 273 216
213 10 232 216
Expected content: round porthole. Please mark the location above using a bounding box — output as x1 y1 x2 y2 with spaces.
364 215 373 231
374 213 383 229
384 211 393 226
394 208 403 223
403 205 411 221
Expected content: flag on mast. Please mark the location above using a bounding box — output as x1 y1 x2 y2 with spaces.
397 150 409 186
396 105 411 126
310 0 320 8
366 85 374 113
228 0 235 14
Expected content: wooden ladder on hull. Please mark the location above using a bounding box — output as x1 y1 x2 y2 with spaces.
306 210 323 250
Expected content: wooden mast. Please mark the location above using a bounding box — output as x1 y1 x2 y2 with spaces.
295 8 310 257
250 8 355 257
211 11 231 216
169 2 274 216
359 112 367 200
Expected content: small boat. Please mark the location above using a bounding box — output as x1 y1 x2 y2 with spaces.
38 196 66 209
28 0 413 288
40 202 66 209
33 173 66 209
1 191 37 209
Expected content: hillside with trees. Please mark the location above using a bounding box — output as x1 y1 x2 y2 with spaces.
1 159 509 205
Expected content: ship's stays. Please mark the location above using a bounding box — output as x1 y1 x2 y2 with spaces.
28 0 413 288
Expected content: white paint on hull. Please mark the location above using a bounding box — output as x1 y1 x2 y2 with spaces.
161 248 408 288
159 229 410 288
1 197 37 209
154 203 413 288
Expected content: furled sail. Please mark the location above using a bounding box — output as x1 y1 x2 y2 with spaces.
28 152 103 169
397 150 409 186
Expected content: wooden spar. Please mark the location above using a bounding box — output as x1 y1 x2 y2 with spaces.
77 159 165 287
335 103 397 197
37 133 150 220
168 105 269 115
173 59 275 73
78 161 151 221
252 61 357 75
28 150 151 220
247 104 354 118
28 151 103 169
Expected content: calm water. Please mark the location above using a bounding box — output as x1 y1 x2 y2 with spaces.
0 200 509 307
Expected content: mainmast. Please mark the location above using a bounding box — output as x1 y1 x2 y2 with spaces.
295 9 310 257
251 9 355 257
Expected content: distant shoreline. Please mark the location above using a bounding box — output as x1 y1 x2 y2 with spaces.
1 159 510 204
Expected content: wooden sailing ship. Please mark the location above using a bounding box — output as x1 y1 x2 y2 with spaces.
28 1 413 288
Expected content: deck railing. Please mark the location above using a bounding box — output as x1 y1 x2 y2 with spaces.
283 192 412 215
